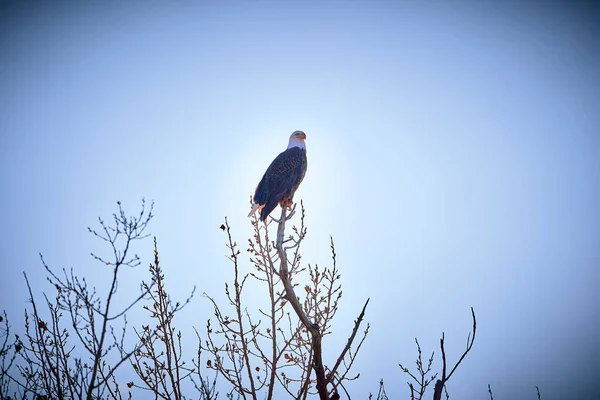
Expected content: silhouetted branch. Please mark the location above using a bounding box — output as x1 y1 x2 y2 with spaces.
129 237 197 399
433 307 476 400
327 298 369 384
274 204 369 400
0 312 20 398
399 338 437 400
368 379 389 400
274 206 326 399
6 200 183 400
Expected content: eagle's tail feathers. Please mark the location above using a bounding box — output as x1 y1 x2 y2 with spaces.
260 200 279 221
248 203 262 218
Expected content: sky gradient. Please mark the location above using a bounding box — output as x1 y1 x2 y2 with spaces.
1 1 599 399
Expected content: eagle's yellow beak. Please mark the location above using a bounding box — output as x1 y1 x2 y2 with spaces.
296 132 306 140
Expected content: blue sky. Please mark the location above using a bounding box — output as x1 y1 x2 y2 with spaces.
1 1 599 399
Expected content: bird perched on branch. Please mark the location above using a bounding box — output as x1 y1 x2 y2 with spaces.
248 131 307 221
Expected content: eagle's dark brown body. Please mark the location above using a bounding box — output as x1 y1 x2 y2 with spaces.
249 131 307 221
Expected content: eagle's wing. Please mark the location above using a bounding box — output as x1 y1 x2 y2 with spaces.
251 147 307 221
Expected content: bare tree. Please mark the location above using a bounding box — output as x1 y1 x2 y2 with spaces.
399 338 437 400
203 202 369 400
0 199 542 399
398 308 476 400
128 237 211 399
1 200 190 399
0 312 21 399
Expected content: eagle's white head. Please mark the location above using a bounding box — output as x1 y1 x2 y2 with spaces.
287 130 307 150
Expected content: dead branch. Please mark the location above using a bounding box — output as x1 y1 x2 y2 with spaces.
433 307 476 400
327 298 369 383
274 204 369 400
399 338 437 400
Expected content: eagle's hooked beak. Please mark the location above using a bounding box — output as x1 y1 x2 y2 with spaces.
295 131 306 140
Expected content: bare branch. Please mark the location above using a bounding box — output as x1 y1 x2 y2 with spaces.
433 307 476 400
327 298 369 382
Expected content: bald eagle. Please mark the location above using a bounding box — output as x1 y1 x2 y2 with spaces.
248 131 307 221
